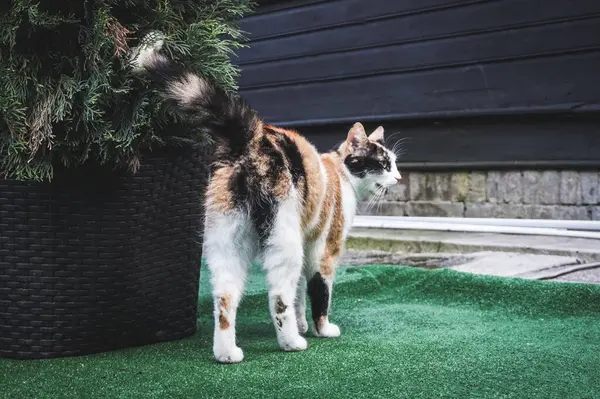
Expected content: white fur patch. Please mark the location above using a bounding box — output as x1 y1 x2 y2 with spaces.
167 73 207 106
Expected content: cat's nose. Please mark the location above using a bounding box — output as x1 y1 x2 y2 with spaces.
395 175 402 183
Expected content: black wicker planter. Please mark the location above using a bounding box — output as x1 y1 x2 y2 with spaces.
0 149 207 359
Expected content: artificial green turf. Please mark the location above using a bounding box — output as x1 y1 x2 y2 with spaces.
2 265 600 399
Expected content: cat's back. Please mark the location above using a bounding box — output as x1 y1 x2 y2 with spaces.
206 125 325 220
258 126 327 230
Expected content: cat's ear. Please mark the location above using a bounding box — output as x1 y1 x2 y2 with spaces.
346 122 367 149
368 126 384 143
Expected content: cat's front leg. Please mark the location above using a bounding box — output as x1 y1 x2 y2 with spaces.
307 262 341 338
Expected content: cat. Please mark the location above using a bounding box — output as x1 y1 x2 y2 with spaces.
133 39 402 363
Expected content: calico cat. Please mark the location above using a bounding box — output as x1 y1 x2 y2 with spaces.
133 40 402 363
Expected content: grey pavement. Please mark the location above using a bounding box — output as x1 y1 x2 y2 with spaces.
344 229 600 284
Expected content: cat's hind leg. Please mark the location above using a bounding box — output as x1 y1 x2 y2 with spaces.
204 210 255 364
307 263 341 338
261 196 307 352
303 245 340 338
303 231 341 338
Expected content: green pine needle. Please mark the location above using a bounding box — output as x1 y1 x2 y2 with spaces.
0 0 255 181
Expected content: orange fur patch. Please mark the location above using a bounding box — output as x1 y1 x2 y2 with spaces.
264 125 313 204
251 129 293 199
219 313 230 330
293 134 325 229
320 155 345 276
218 295 232 330
205 165 234 213
305 157 336 242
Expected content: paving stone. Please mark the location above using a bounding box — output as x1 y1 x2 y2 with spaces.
408 172 426 201
580 172 598 204
434 173 452 201
553 206 590 220
465 203 530 218
487 171 502 203
522 171 541 204
451 252 581 278
528 205 557 219
500 171 524 204
467 172 487 203
464 203 495 218
358 201 406 216
522 171 561 205
560 171 581 205
537 171 561 205
384 182 408 201
593 207 600 221
450 172 469 202
528 205 589 220
405 201 464 217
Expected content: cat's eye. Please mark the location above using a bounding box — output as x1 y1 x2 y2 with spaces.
381 160 389 169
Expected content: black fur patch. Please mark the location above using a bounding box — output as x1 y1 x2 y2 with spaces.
275 132 307 202
307 272 329 331
229 164 277 247
252 195 277 247
344 142 391 178
277 133 305 186
260 136 286 181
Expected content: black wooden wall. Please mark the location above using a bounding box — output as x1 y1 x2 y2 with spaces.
235 0 600 169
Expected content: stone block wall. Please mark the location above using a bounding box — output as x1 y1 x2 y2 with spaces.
359 170 600 220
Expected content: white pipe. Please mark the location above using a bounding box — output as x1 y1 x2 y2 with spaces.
352 217 600 240
359 216 600 231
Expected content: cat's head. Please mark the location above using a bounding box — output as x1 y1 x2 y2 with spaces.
339 122 402 199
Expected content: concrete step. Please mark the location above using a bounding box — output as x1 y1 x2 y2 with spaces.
348 228 600 262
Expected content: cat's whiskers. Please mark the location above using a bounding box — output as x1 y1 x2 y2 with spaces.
394 149 407 159
391 137 410 157
385 131 403 143
363 191 378 213
376 187 387 215
378 186 388 211
364 185 386 214
362 190 378 213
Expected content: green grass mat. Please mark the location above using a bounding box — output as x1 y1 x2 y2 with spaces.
2 265 600 399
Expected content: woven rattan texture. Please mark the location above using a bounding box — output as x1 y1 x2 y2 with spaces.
0 150 206 359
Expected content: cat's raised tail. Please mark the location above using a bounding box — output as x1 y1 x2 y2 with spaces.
132 34 260 157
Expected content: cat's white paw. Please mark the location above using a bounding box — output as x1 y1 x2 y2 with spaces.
280 335 308 352
314 322 341 338
297 317 309 335
214 345 244 364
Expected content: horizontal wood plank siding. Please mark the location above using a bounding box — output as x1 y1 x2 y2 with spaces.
244 0 471 40
240 18 600 89
242 51 600 125
299 115 600 167
238 1 600 63
236 0 600 166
